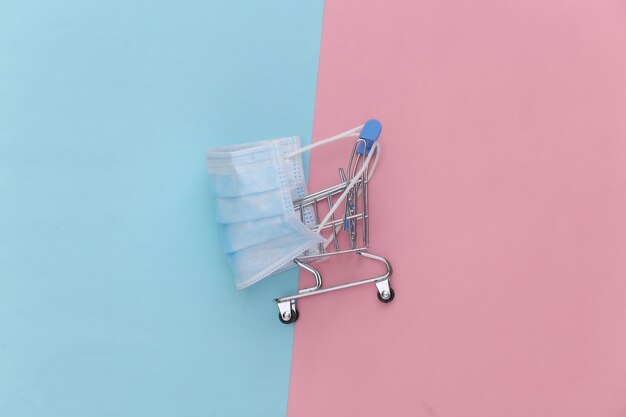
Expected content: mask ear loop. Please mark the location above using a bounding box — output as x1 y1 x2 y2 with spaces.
284 124 381 243
284 124 363 159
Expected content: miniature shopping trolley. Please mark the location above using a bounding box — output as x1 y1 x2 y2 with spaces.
205 119 393 324
275 119 394 324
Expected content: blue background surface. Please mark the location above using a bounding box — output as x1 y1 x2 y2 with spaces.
0 1 323 415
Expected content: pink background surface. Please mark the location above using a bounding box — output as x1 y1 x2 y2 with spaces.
288 1 626 416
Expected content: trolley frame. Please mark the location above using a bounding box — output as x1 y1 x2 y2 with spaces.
274 136 394 324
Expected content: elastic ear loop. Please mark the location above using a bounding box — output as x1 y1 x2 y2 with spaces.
284 124 363 159
284 124 381 246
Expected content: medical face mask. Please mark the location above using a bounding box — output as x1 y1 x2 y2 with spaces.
206 136 326 289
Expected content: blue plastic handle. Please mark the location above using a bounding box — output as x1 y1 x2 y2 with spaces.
357 119 382 155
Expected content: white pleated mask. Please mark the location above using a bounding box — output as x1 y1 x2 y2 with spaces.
206 136 325 289
206 124 381 289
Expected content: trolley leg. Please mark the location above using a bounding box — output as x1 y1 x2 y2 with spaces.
294 259 322 294
356 251 395 303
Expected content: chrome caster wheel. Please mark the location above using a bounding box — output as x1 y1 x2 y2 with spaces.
278 308 299 324
377 287 395 303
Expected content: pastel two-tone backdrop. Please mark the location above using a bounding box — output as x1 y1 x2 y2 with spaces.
2 1 626 417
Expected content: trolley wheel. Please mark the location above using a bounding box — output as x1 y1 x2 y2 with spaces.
377 287 395 303
278 308 299 324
